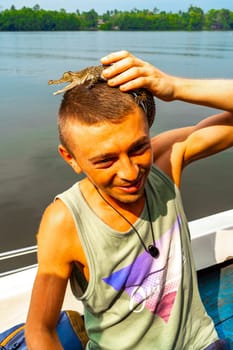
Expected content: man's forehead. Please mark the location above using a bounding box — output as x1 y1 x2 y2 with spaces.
68 110 150 153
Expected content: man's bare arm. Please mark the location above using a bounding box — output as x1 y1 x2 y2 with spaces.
101 50 233 112
25 273 68 350
25 200 82 350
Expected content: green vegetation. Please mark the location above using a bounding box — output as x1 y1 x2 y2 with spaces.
0 5 233 31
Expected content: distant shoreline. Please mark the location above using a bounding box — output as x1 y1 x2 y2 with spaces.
1 6 233 31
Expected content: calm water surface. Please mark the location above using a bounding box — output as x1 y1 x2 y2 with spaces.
0 31 233 257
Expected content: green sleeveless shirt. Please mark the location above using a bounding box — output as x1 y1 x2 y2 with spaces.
56 165 218 350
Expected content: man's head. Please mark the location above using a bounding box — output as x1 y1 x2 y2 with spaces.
57 82 155 203
58 82 155 155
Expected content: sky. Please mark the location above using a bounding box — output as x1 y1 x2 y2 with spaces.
1 0 233 14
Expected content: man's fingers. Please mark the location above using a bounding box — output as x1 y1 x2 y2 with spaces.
106 67 144 87
118 77 149 92
101 50 130 64
100 50 155 93
103 57 137 77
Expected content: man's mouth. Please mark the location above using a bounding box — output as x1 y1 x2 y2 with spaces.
117 177 144 193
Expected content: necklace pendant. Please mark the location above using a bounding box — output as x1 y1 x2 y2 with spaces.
148 244 160 258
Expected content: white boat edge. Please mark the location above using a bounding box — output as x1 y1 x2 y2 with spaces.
1 209 233 331
189 208 233 270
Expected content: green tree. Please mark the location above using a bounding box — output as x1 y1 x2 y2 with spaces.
187 6 204 30
0 5 233 32
33 4 40 11
81 9 98 29
205 9 232 30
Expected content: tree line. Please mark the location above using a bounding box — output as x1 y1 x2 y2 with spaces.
0 5 233 31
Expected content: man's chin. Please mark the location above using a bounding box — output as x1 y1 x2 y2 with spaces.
108 189 145 205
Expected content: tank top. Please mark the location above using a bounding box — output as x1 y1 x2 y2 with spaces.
56 165 218 350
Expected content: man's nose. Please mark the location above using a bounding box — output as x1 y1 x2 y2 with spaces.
117 156 139 182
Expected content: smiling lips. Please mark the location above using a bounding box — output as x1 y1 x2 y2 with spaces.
117 176 144 194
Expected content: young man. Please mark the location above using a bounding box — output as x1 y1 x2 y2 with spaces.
25 51 233 350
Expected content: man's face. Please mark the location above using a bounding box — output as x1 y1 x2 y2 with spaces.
62 107 153 204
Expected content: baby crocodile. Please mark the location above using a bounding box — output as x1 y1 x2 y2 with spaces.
48 65 156 126
48 65 107 95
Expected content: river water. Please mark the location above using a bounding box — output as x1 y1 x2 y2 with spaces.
0 31 233 256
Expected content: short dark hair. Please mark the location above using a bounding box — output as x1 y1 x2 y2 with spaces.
58 82 155 153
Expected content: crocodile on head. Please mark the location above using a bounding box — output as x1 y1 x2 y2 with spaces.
48 65 156 127
48 65 107 96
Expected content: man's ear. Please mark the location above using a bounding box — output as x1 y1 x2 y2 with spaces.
58 144 82 173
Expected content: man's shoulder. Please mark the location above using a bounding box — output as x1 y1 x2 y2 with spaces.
37 199 77 250
37 198 83 273
43 198 73 227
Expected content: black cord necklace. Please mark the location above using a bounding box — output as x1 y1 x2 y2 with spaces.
95 186 160 259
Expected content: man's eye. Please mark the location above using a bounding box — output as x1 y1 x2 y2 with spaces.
130 143 149 155
94 158 116 168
